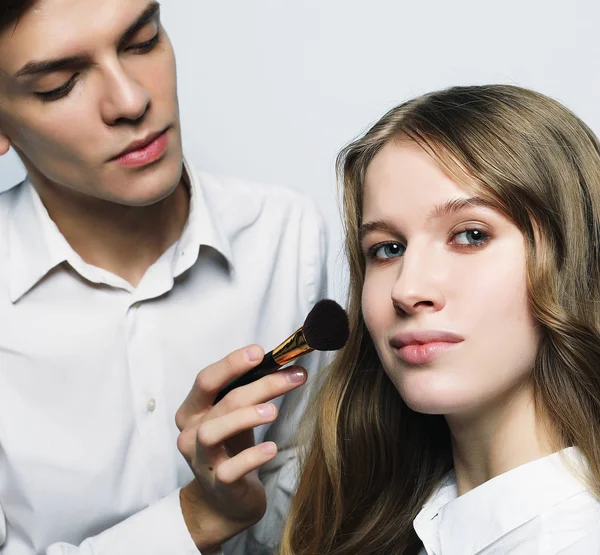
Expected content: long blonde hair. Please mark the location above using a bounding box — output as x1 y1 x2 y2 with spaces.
279 85 600 554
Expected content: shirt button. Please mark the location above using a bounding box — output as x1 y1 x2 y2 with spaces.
146 398 156 412
133 302 142 309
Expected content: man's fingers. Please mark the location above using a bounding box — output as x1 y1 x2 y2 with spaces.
196 403 278 448
196 345 264 396
177 425 225 465
215 443 278 485
175 344 264 429
211 365 307 418
178 424 276 488
224 429 255 458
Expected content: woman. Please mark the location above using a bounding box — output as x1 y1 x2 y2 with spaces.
279 85 600 554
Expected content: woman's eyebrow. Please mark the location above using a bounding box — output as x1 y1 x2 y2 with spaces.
426 197 493 223
359 197 494 241
359 220 400 242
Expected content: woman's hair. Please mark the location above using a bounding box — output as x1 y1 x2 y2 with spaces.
279 84 600 554
0 1 37 35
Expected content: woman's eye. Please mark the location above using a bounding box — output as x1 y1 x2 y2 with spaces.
35 74 79 102
453 229 489 246
371 242 405 259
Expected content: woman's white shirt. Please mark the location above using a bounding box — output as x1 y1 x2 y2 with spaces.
414 447 600 554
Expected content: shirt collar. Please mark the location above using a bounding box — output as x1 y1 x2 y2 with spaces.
173 156 233 277
413 447 589 555
7 155 234 303
7 179 66 303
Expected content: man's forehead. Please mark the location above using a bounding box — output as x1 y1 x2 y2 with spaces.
0 0 157 74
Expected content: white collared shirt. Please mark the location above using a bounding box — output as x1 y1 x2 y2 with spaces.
0 158 327 555
414 447 600 554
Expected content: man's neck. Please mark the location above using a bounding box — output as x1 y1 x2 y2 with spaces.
31 176 190 288
446 381 558 496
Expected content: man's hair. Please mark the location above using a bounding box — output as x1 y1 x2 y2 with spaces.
0 1 37 35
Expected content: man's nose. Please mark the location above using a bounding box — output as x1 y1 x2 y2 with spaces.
100 62 151 125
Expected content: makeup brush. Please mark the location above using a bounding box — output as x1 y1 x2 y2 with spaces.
214 299 349 404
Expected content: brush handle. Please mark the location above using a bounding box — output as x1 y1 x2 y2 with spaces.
213 351 279 404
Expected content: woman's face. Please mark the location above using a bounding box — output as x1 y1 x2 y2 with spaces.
360 140 540 417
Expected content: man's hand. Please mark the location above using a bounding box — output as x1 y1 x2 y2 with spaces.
175 345 307 551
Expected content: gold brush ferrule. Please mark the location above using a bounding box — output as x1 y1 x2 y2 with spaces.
272 327 314 366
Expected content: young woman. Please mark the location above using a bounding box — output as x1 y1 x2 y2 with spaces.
280 85 600 554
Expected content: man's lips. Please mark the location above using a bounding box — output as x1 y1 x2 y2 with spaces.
389 330 463 365
110 128 168 161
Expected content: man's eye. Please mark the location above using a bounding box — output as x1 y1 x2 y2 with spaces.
126 32 160 54
35 74 79 102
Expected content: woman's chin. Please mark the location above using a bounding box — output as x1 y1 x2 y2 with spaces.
396 377 472 416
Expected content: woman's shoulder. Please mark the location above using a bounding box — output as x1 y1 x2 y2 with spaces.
538 487 600 546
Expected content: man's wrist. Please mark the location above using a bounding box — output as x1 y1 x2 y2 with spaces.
180 480 244 552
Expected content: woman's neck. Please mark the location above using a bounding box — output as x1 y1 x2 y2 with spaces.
446 381 558 496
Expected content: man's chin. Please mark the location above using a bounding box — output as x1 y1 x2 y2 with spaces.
109 184 182 207
107 158 184 207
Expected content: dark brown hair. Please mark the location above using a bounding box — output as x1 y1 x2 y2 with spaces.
280 85 600 554
0 1 37 35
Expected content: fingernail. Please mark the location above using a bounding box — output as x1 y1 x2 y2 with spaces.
261 442 277 454
285 368 306 383
246 346 262 362
257 403 275 417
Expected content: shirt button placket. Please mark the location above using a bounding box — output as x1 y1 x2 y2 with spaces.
126 298 161 498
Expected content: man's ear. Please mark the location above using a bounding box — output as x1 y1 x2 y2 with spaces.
0 130 10 156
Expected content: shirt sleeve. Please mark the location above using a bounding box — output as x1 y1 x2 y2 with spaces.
0 490 222 555
224 196 329 554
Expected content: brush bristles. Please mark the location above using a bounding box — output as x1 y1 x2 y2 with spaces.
302 299 349 351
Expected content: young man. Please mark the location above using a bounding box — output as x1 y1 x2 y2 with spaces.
0 1 327 554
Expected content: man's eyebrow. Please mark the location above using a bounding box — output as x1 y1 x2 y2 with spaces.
117 1 161 50
14 2 161 79
15 55 92 79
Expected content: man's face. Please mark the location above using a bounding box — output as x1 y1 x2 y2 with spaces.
0 0 183 206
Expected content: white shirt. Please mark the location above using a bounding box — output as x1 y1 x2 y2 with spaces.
0 158 328 555
414 447 600 554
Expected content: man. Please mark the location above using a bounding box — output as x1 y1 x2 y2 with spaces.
0 1 327 554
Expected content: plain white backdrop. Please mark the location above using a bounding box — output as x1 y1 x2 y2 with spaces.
2 0 600 301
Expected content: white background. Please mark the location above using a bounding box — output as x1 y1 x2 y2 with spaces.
2 0 600 301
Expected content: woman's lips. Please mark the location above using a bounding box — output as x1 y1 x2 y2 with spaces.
394 341 461 365
389 330 463 365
